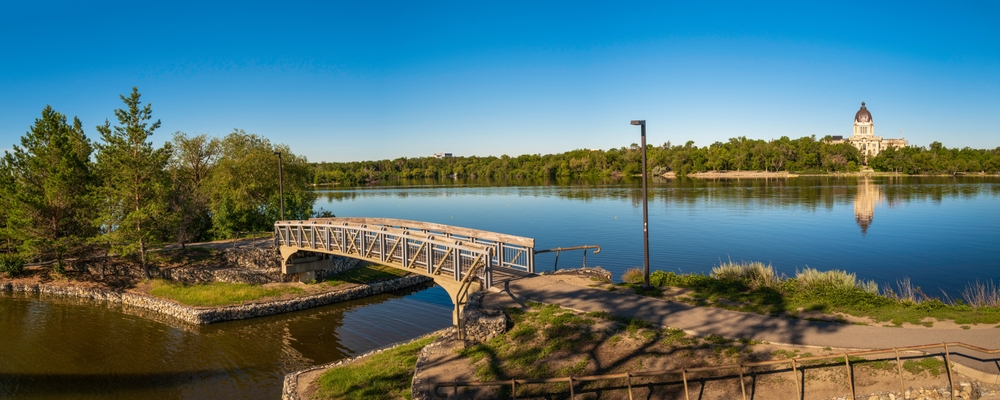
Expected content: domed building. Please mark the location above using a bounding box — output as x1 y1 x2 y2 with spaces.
829 102 908 163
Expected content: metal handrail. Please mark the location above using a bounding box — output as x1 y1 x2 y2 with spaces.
433 341 996 399
534 245 601 271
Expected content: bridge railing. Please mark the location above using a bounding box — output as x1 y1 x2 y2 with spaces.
275 219 498 286
305 217 536 274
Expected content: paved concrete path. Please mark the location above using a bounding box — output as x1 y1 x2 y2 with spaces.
504 275 1000 376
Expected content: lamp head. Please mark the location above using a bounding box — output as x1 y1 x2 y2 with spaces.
630 120 645 126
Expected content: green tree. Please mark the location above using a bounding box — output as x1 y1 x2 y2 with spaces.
206 129 314 238
94 87 172 278
165 132 221 247
1 106 96 271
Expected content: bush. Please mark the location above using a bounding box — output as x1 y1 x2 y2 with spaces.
0 254 26 277
711 261 780 289
795 267 877 293
621 268 644 284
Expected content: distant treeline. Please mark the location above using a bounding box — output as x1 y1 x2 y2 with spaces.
1 88 315 276
312 136 1000 185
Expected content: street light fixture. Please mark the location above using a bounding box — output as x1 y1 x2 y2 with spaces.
630 120 651 288
273 151 285 221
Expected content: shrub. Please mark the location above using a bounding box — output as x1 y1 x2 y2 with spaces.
795 267 875 292
621 268 644 284
711 261 780 289
0 253 26 277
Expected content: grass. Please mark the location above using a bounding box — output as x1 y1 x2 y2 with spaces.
323 264 410 287
624 263 1000 325
148 279 304 307
312 336 434 400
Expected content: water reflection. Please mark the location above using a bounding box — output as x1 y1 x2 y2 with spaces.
0 283 452 400
313 176 1000 297
854 177 882 235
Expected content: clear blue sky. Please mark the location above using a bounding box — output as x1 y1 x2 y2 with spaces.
2 1 998 162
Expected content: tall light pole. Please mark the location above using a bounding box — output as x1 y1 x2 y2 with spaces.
273 151 285 221
630 120 650 288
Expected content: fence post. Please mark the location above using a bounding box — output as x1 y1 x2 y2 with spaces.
791 359 800 400
568 376 575 399
843 354 855 400
681 369 690 400
944 343 955 397
626 373 634 400
738 364 748 400
894 348 905 396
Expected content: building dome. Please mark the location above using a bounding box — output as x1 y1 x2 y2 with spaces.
854 102 873 123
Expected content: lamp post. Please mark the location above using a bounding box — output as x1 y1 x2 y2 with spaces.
273 151 285 221
630 120 650 288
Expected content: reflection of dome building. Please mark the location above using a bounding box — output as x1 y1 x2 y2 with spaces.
854 177 882 235
829 102 908 163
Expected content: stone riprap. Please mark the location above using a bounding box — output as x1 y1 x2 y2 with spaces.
0 274 432 325
281 328 452 400
460 291 507 345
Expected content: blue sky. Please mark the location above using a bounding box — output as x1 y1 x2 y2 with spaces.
1 1 998 162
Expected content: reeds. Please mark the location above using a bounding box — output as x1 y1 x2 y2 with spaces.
795 267 878 293
710 261 781 289
962 280 1000 308
880 277 927 304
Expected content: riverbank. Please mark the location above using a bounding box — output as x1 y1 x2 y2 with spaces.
0 272 433 324
613 263 1000 327
0 245 435 324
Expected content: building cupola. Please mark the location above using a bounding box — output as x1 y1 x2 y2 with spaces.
854 102 873 123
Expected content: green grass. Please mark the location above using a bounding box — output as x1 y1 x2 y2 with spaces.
629 265 1000 325
903 357 945 377
148 279 304 307
323 264 410 287
313 336 434 400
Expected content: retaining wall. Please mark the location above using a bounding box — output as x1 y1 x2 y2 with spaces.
0 274 432 325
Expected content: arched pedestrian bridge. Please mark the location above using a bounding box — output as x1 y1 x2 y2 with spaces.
274 217 537 325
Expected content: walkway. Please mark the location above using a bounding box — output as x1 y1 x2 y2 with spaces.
504 274 1000 376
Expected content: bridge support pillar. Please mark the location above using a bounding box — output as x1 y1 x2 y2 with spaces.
438 281 481 325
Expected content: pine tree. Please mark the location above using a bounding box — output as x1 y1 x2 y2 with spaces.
2 106 96 271
94 87 172 278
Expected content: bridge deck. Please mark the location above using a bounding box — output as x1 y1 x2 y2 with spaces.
274 218 537 289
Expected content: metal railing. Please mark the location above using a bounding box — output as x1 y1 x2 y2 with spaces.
304 217 536 275
434 341 997 399
534 245 601 271
275 220 496 286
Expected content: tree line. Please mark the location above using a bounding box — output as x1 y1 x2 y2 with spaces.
0 88 314 276
312 136 1000 185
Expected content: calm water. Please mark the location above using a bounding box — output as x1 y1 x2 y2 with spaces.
3 176 997 399
316 176 1000 297
0 284 452 399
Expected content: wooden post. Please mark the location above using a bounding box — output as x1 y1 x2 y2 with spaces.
682 370 690 400
895 348 905 396
511 379 516 400
791 359 800 400
944 343 955 397
568 376 575 399
844 354 855 400
626 373 633 400
738 364 748 400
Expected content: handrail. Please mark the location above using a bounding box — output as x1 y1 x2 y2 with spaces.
433 341 995 399
534 245 601 271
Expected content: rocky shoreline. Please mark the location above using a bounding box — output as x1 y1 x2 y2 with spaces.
0 274 433 325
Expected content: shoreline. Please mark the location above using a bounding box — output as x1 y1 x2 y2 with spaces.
0 274 433 325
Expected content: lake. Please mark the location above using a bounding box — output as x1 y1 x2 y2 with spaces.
315 176 1000 298
2 175 997 399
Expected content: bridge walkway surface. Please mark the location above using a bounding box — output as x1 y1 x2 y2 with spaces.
502 274 1000 378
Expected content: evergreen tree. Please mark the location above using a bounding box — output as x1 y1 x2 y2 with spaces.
94 87 172 278
2 106 96 271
